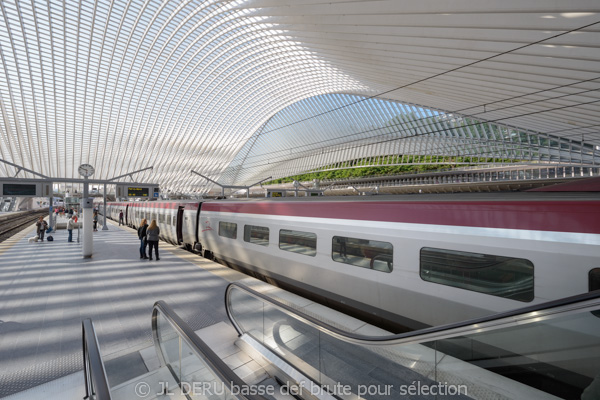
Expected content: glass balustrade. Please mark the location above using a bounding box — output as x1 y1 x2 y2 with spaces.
226 284 600 400
153 302 261 400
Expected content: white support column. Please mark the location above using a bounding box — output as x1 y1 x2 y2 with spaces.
82 178 93 258
48 195 54 229
102 183 108 230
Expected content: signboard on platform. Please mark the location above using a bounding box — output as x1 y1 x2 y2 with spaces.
0 181 52 197
266 190 285 198
64 197 79 205
115 184 159 199
2 183 36 196
128 187 149 197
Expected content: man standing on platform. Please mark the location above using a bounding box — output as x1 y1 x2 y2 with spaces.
67 216 75 242
119 210 124 226
35 216 48 242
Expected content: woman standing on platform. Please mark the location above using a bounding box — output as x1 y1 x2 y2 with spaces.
93 211 98 232
137 218 148 259
146 219 160 261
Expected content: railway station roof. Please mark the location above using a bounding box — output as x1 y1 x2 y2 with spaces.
0 1 599 194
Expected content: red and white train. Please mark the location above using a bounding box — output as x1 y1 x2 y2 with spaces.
104 191 600 330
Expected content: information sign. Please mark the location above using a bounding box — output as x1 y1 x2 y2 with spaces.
128 187 149 197
115 184 159 198
0 181 52 197
266 190 285 198
3 183 36 196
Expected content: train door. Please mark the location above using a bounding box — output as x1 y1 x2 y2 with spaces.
176 206 184 244
194 202 203 251
125 204 130 226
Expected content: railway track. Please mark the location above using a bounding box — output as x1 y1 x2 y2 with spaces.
0 210 48 243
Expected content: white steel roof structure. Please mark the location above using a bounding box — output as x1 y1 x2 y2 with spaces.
0 0 599 194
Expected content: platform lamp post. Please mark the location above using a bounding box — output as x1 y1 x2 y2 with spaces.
78 164 95 258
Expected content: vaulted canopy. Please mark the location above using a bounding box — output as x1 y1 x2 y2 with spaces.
0 0 599 194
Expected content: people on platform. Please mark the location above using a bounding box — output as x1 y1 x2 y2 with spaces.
67 216 75 242
119 210 124 226
36 216 48 242
93 211 98 232
138 218 149 259
145 219 160 261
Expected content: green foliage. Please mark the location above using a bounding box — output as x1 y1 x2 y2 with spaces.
264 154 522 185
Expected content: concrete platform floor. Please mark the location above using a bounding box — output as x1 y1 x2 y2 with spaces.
0 217 247 398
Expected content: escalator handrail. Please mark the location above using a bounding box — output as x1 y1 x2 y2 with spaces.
225 281 600 346
82 318 112 400
152 300 266 400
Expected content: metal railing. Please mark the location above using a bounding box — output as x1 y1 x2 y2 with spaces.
225 281 600 399
152 300 266 400
82 318 112 400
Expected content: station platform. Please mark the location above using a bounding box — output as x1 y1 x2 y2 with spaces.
2 216 599 400
0 216 383 399
0 217 247 397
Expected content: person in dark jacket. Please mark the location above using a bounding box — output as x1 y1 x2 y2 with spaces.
145 219 160 260
137 218 148 259
36 216 48 241
93 211 98 231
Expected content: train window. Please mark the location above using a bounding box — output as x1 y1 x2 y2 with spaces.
590 269 600 291
420 247 534 302
172 216 176 226
332 236 392 273
158 214 165 223
219 221 237 239
244 225 269 246
279 229 316 256
167 215 172 226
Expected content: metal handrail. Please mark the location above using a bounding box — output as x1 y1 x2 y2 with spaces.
151 300 266 400
82 318 112 400
225 281 600 346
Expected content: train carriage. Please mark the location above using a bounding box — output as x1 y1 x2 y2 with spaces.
104 192 600 330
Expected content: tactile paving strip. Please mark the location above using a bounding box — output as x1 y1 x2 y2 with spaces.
0 351 81 398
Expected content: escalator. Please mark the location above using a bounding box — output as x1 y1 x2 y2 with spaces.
225 282 600 400
82 300 266 400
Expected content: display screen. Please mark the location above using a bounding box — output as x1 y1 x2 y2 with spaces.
128 187 149 197
3 183 37 196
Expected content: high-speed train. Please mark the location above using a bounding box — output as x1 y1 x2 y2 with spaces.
104 192 600 331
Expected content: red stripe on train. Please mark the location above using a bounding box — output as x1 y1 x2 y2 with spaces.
202 201 600 234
